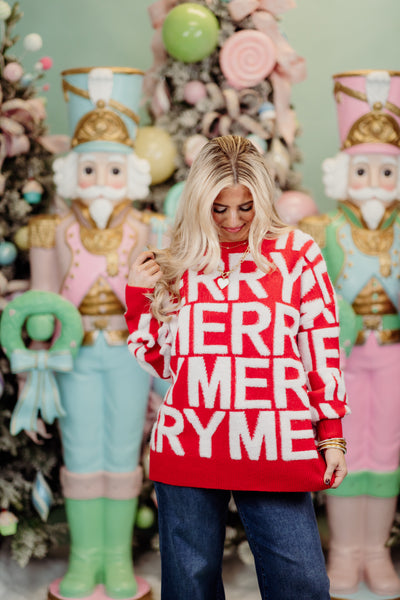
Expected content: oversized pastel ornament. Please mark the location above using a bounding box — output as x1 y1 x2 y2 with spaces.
23 33 43 52
135 126 177 185
22 179 43 204
0 1 11 20
184 134 208 166
162 3 219 63
0 510 18 536
151 80 171 117
270 137 290 186
219 30 276 90
259 101 276 122
14 226 29 251
247 134 267 154
0 241 17 266
3 62 23 83
26 314 55 342
275 190 318 226
164 180 186 219
184 80 207 105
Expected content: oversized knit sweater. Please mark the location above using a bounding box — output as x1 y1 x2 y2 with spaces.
125 229 349 492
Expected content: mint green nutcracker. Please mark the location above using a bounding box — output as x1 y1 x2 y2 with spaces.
301 70 400 597
29 68 153 600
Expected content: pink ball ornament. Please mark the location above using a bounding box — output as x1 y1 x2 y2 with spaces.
220 30 276 90
39 56 53 71
184 134 208 166
3 62 23 83
184 80 207 105
275 190 319 226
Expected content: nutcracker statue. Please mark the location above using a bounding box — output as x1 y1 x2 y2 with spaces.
29 67 153 599
301 70 400 597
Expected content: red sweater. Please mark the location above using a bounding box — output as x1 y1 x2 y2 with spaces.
125 230 348 492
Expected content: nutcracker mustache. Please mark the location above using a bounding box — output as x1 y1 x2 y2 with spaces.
348 186 398 204
77 185 127 201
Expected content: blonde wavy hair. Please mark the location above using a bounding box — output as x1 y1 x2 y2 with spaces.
151 135 289 321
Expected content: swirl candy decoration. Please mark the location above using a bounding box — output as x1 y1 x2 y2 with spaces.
219 30 276 90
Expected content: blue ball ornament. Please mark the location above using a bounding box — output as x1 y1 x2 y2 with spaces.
162 3 219 63
164 181 186 219
0 241 17 265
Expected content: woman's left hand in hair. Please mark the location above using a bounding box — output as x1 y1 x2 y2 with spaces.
323 448 348 489
128 251 163 288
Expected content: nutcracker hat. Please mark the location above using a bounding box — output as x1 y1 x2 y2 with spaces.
333 70 400 155
61 67 144 153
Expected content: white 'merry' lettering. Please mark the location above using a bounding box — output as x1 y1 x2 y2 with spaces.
300 298 329 330
296 330 313 372
279 410 318 461
269 252 303 303
227 256 267 300
235 357 271 409
231 302 271 355
316 367 346 403
273 358 309 409
313 260 332 304
187 269 225 302
173 304 191 356
229 411 277 460
273 303 300 356
184 409 225 457
312 327 340 370
193 303 229 354
188 356 231 408
165 357 185 405
154 405 185 455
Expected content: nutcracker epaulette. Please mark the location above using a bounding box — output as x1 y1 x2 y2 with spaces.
28 214 61 249
298 214 332 249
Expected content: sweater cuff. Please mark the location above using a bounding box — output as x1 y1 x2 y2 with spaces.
317 418 343 441
125 285 153 310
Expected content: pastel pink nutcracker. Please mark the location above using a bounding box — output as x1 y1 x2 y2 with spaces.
301 70 400 598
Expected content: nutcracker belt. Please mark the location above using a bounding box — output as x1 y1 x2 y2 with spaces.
80 314 128 346
355 313 400 345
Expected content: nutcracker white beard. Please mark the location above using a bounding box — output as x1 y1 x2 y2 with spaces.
77 185 127 229
348 186 398 230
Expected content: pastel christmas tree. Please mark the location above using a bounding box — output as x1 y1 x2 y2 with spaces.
136 0 317 225
0 1 68 566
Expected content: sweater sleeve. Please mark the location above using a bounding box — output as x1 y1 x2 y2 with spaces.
296 238 350 441
125 285 172 380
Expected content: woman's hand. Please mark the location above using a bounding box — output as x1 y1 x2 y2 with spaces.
323 448 348 489
128 251 163 288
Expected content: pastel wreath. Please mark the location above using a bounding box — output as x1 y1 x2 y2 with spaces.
0 290 84 435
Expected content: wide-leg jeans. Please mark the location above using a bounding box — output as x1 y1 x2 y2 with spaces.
154 482 330 600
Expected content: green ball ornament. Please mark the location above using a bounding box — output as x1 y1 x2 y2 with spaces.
136 505 155 529
162 3 219 63
26 314 55 342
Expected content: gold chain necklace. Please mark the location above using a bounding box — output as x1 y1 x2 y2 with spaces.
216 246 250 289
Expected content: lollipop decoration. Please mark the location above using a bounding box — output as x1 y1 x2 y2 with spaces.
219 29 276 90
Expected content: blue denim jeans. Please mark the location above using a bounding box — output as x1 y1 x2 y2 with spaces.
154 483 330 600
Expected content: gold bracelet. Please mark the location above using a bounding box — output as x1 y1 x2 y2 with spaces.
317 438 347 454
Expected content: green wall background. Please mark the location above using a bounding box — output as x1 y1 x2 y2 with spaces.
14 0 400 212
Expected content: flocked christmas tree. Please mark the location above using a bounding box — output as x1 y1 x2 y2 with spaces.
0 1 67 566
135 0 318 226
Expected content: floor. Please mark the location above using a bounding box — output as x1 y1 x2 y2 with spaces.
0 544 261 600
1 543 400 600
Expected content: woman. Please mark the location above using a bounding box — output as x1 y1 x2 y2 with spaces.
125 136 348 600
